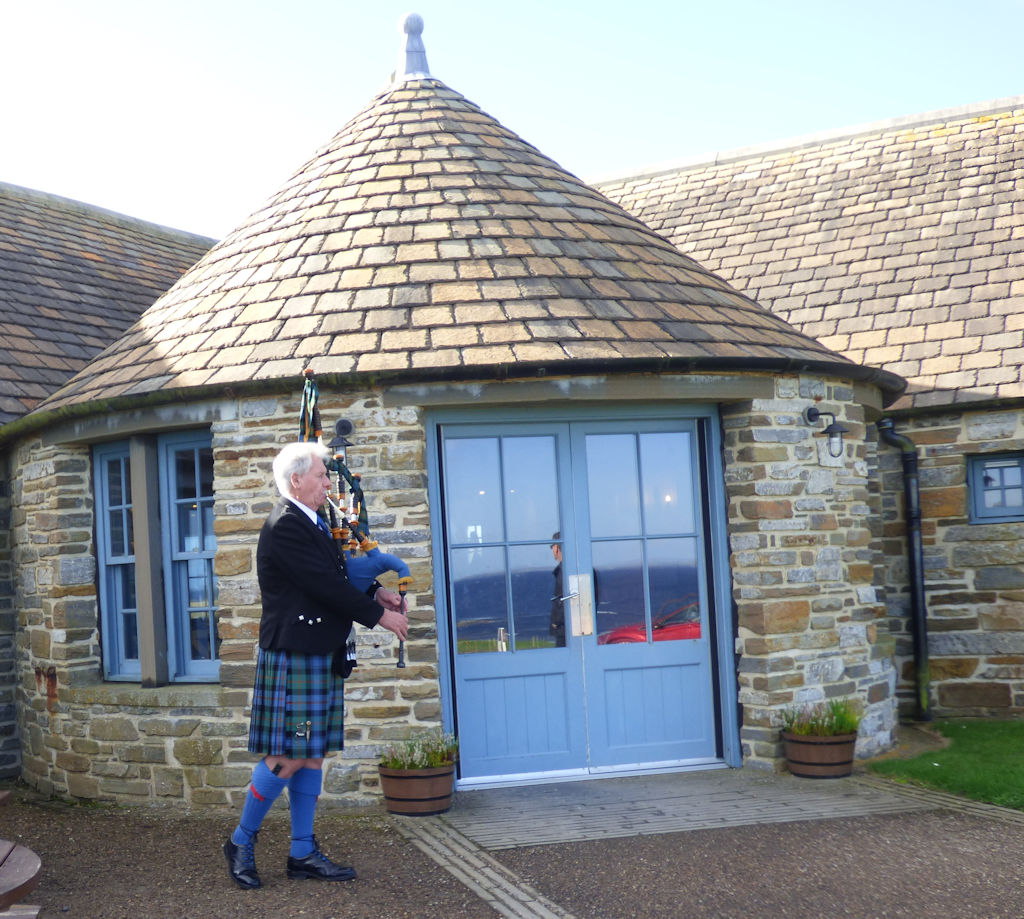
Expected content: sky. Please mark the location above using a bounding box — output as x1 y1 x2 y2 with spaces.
4 0 1023 240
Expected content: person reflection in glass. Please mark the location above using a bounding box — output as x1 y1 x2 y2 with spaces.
549 531 565 647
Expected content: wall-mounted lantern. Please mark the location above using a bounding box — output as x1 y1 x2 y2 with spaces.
803 406 849 458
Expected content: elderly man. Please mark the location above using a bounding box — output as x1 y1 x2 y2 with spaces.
224 441 408 890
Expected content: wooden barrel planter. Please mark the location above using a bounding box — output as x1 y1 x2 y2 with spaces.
378 764 455 815
782 732 858 778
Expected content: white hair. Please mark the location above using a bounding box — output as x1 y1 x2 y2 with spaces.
272 441 330 497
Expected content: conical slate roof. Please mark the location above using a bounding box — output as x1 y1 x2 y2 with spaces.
33 44 900 419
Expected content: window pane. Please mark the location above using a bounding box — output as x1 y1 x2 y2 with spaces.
122 612 139 661
175 449 198 500
586 434 641 537
178 502 202 552
445 439 503 544
509 543 560 651
106 458 123 505
1007 488 1023 509
202 501 216 551
190 609 215 660
451 545 508 653
593 539 645 641
198 447 214 497
109 510 125 556
648 538 701 642
186 558 210 607
640 432 695 535
120 564 137 610
113 565 139 661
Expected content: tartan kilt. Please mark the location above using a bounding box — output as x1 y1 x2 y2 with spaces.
247 647 345 758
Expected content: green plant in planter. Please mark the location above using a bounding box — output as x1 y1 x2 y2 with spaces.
782 698 863 737
379 727 459 769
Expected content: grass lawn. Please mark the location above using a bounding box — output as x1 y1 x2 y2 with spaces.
870 719 1024 811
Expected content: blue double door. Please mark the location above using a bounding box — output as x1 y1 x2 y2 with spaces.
436 411 727 782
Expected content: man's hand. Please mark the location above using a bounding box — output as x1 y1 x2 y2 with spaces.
377 608 409 641
373 587 404 613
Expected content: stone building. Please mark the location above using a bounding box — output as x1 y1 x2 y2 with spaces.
598 97 1024 720
0 21 911 807
0 182 213 779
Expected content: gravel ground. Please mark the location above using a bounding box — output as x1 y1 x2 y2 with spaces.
494 809 1024 919
1 790 497 919
3 723 1019 919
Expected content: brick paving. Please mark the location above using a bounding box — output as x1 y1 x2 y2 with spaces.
390 767 1024 918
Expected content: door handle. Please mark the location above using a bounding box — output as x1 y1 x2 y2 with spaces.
566 575 594 637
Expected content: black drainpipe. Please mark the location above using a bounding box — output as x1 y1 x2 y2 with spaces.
876 418 931 721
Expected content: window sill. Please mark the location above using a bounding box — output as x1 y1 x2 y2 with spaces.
66 680 225 708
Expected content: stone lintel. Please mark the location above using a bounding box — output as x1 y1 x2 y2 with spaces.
41 400 239 447
382 373 776 407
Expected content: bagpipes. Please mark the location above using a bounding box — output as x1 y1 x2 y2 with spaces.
299 369 412 668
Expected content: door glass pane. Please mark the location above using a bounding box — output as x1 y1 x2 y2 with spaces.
648 538 701 641
586 434 641 537
592 539 645 642
445 438 504 543
451 545 508 653
640 432 694 534
509 543 561 651
502 437 560 542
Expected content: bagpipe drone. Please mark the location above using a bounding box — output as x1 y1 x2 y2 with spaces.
299 369 412 668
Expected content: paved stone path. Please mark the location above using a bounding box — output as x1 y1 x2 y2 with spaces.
389 768 1024 919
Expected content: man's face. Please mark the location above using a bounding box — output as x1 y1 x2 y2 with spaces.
290 457 330 511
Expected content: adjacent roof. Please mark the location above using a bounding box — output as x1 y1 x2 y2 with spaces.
597 97 1024 411
30 72 898 422
0 183 213 424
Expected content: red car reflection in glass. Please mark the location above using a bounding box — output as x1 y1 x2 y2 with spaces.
597 601 701 644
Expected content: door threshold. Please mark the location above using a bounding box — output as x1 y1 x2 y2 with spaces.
456 758 728 791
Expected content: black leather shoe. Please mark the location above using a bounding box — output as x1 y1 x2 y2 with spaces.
224 833 261 890
287 837 356 882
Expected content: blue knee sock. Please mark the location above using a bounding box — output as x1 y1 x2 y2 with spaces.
232 760 289 845
288 767 323 858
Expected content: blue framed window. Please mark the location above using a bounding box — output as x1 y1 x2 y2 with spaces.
969 453 1024 523
94 443 140 679
94 431 219 681
160 433 219 679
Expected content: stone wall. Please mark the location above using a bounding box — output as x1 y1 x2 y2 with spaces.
8 373 901 804
213 388 437 806
879 406 1024 717
0 450 18 777
723 375 897 768
11 387 438 808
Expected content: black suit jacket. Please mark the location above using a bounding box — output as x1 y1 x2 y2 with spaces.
256 498 383 655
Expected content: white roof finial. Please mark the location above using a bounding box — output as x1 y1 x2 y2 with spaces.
396 12 430 81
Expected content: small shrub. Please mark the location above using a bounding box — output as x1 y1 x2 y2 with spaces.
379 727 459 769
782 698 862 737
